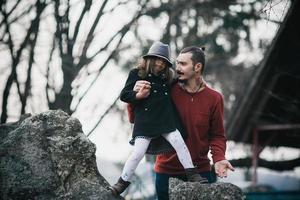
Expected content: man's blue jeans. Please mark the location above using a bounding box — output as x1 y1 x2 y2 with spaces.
155 171 217 200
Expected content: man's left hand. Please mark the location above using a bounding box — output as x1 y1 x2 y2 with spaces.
214 160 235 178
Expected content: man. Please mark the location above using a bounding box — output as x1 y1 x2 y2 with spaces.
134 46 234 199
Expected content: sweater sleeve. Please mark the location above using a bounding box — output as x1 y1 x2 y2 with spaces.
120 69 140 103
209 94 227 163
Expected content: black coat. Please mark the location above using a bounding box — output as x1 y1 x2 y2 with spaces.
120 69 186 154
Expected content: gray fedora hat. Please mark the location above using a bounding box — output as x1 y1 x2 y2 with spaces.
143 41 172 67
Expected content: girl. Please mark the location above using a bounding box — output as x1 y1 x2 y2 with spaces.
109 41 207 196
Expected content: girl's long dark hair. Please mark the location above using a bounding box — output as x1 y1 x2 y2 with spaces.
136 57 174 84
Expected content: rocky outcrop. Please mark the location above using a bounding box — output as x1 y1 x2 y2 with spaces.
169 178 245 200
0 110 122 200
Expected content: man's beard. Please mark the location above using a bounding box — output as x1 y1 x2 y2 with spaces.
178 78 188 84
176 70 188 84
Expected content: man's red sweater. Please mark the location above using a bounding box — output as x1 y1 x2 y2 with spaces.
154 83 227 174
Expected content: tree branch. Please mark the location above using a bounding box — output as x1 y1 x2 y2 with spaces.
46 36 56 107
0 4 35 28
80 0 109 59
21 25 40 114
72 1 149 112
0 0 47 122
87 96 119 137
54 0 64 56
0 0 21 26
72 0 92 43
229 157 300 171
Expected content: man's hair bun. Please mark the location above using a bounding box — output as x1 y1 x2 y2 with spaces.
200 46 205 51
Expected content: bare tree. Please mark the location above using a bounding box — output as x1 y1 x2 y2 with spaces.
0 0 149 123
0 0 47 123
48 0 152 114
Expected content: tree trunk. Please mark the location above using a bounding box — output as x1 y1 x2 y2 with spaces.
1 72 15 123
49 77 73 114
49 56 75 114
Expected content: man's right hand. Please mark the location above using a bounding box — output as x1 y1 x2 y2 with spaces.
134 80 151 100
214 160 235 178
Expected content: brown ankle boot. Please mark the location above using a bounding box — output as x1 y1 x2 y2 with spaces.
185 168 209 183
109 177 131 196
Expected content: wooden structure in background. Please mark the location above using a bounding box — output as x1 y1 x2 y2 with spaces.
226 0 300 185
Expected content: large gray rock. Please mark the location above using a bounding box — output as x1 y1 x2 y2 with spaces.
169 178 245 200
0 110 122 200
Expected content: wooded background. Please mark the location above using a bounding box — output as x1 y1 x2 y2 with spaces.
0 0 289 134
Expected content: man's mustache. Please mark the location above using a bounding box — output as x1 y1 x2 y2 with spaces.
176 70 184 75
176 71 187 83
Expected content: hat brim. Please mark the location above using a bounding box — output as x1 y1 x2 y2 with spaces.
143 54 173 67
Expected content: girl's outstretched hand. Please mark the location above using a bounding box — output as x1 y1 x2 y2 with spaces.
134 81 151 99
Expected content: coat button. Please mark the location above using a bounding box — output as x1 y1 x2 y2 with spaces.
148 74 152 77
154 90 157 93
145 108 148 111
165 92 168 95
163 84 166 87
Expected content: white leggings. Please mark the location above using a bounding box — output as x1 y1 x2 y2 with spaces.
121 129 194 181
